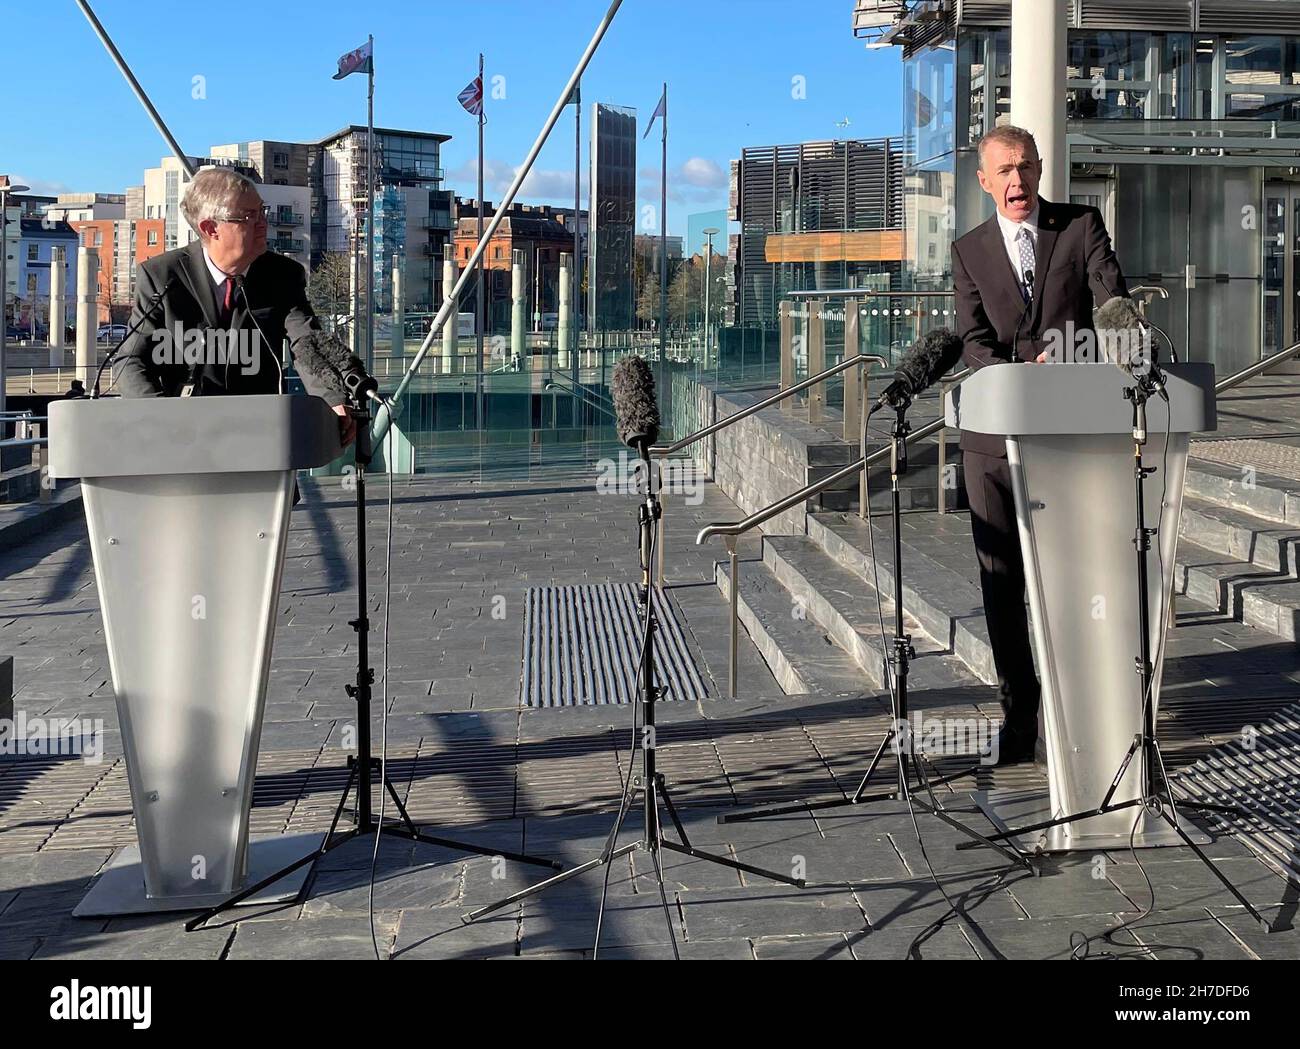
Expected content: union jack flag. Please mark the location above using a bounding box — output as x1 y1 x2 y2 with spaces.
458 75 483 117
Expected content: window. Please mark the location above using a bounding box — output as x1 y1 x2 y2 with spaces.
147 229 158 246
27 244 39 261
273 151 289 168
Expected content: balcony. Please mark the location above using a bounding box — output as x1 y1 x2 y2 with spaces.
272 237 306 254
272 211 304 227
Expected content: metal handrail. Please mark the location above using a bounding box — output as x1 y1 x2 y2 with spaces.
696 369 970 545
651 353 889 458
1216 338 1300 395
785 289 955 300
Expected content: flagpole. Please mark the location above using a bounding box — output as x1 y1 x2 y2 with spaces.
476 51 485 429
573 79 581 378
371 0 624 445
366 33 375 373
658 81 668 399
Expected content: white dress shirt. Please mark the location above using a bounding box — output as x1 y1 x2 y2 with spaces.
995 204 1041 292
200 245 246 293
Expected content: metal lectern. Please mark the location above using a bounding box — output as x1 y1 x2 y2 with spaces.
947 363 1216 851
48 395 342 914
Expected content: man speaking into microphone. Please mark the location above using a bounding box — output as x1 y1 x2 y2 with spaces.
114 166 358 446
951 125 1129 764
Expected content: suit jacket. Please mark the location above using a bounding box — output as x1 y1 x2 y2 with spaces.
951 198 1128 456
114 241 349 405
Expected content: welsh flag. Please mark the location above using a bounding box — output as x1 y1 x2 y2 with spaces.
333 39 373 80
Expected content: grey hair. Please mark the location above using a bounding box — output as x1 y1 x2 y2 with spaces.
180 167 259 232
977 125 1040 166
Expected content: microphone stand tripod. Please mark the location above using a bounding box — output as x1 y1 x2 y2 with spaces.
717 406 1032 870
186 389 560 932
462 445 804 954
957 379 1272 931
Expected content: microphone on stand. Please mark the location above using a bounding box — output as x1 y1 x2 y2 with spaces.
611 355 663 582
1095 295 1168 403
869 327 964 417
611 355 661 462
293 333 382 405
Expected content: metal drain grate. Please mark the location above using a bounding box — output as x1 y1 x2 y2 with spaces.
1174 704 1300 885
520 584 710 707
1190 438 1300 481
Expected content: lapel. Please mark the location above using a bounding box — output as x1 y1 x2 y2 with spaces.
1030 198 1061 318
978 214 1025 313
181 240 222 330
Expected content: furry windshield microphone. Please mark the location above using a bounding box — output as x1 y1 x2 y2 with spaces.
295 333 379 402
611 356 661 453
1095 295 1167 401
873 327 964 414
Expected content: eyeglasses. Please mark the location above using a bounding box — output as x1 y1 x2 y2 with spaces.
219 205 272 225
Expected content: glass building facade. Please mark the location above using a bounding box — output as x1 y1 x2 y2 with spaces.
884 3 1300 376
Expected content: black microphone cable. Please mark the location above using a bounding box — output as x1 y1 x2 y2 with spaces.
859 412 988 958
1069 403 1172 961
368 396 397 961
91 275 176 397
592 456 680 960
229 276 284 394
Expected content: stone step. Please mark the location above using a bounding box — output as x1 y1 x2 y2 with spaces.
1174 538 1300 641
713 556 873 696
761 535 980 693
1179 495 1300 576
1184 457 1300 527
808 512 999 687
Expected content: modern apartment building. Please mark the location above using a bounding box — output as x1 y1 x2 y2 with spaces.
310 125 455 314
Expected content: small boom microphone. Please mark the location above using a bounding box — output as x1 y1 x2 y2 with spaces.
611 356 661 455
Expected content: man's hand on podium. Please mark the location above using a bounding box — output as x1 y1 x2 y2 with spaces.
334 404 357 446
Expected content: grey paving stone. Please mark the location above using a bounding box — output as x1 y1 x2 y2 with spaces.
391 906 520 960
752 932 856 960
225 914 400 960
34 918 230 960
849 871 1027 931
969 914 1151 961
1123 910 1257 961
678 885 865 941
302 861 464 916
845 919 981 959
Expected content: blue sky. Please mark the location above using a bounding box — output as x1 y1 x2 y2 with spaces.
3 0 901 237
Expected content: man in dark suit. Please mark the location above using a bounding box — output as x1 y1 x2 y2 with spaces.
115 166 357 446
952 125 1129 764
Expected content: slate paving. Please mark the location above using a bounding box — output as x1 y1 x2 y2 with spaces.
1 468 1298 960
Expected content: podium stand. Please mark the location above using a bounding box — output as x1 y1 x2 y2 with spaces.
947 363 1215 851
48 395 342 914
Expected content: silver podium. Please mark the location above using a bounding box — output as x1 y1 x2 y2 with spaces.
49 395 342 914
947 363 1216 851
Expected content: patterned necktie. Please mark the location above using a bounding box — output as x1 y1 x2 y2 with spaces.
1017 227 1036 302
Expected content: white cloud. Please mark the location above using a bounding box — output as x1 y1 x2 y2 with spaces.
10 176 74 197
678 157 727 189
446 157 587 205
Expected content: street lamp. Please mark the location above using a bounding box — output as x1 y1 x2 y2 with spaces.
0 177 32 418
702 226 720 369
